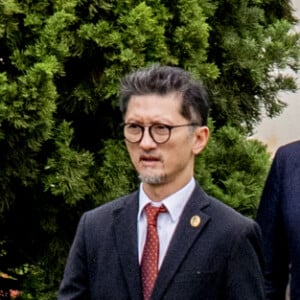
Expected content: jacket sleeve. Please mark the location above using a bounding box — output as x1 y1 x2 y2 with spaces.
57 213 90 300
225 220 265 299
256 150 290 299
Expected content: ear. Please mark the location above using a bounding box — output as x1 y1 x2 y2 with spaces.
192 126 209 155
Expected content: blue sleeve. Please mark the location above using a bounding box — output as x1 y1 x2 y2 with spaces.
256 150 290 299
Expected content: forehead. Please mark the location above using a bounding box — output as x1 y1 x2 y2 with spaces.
125 93 184 122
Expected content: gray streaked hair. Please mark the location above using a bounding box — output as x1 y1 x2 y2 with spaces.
119 64 209 126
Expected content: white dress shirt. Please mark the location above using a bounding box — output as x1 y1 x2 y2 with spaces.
137 177 196 268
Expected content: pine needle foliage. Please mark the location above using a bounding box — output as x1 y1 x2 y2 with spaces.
195 120 271 218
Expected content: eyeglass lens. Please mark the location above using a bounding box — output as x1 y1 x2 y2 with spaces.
124 124 170 144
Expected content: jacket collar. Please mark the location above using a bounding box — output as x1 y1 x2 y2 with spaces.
113 182 211 300
152 183 211 299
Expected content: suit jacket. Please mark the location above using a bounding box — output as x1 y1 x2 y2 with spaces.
58 182 265 300
256 140 300 300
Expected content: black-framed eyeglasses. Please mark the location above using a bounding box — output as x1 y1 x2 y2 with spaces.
122 122 200 144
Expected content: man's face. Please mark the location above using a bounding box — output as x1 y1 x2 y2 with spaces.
124 93 209 189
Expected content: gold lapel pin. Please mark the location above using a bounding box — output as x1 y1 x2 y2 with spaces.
190 215 201 227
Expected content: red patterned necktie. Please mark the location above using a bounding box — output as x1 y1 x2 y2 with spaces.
141 204 167 300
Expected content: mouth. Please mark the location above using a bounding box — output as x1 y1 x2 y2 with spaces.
139 155 161 166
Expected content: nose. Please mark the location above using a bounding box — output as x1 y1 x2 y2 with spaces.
139 127 157 149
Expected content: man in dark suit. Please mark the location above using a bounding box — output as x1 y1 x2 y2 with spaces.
256 140 300 300
58 64 265 299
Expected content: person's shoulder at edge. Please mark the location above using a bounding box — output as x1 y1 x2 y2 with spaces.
276 139 300 155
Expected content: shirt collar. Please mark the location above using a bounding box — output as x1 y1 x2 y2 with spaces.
138 178 196 222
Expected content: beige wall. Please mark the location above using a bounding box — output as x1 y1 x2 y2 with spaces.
252 0 300 156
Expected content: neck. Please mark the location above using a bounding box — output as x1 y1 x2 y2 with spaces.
142 176 193 202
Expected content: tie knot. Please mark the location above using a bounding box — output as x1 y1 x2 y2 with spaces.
144 204 167 226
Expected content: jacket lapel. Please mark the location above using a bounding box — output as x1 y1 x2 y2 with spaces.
152 184 211 299
113 193 143 300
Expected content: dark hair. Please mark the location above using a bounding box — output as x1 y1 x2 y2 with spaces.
119 64 209 126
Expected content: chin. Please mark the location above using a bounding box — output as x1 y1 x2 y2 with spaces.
138 174 166 185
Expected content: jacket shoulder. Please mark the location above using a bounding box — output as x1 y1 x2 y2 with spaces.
276 140 300 156
194 183 257 229
81 191 138 225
